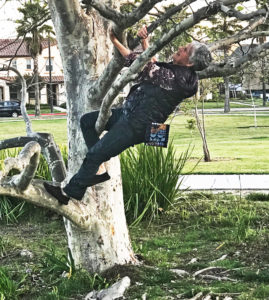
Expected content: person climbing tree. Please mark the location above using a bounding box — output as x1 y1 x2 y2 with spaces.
44 26 212 205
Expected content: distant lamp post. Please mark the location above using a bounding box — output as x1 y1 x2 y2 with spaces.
48 36 53 113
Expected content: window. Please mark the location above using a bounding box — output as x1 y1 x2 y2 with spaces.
26 59 32 69
46 58 54 72
11 59 17 69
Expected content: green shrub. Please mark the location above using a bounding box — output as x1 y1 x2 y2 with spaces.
120 143 189 226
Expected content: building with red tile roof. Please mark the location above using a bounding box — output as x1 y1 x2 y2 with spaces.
0 38 65 106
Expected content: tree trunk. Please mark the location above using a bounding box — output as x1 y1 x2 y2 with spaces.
48 0 136 272
34 55 40 117
194 92 211 163
261 59 267 107
224 76 230 113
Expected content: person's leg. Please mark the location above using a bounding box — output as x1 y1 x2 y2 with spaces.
80 109 123 149
63 119 143 200
44 109 125 204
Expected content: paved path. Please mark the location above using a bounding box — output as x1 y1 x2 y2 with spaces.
179 174 269 193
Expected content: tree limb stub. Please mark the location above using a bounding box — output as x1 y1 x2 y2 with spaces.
0 133 66 183
1 141 41 191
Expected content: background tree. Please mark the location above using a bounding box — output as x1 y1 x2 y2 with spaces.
16 0 53 116
0 0 269 275
199 13 243 112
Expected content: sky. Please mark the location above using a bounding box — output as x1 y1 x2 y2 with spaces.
0 0 258 39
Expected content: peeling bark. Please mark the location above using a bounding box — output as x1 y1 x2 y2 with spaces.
48 0 136 272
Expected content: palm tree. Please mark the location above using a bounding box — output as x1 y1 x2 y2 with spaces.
16 0 53 116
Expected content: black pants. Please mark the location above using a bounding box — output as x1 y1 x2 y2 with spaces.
63 108 145 199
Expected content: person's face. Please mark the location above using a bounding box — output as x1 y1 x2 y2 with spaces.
172 44 193 66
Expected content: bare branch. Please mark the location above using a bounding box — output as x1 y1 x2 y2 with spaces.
199 42 269 79
0 141 88 229
210 30 269 51
130 0 197 49
0 65 33 135
0 133 67 183
123 0 162 27
220 4 267 20
209 16 268 51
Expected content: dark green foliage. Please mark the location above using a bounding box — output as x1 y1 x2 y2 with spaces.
120 143 189 225
0 196 25 224
246 193 269 202
0 268 27 300
40 246 75 282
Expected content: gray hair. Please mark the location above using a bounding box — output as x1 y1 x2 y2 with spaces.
189 42 212 71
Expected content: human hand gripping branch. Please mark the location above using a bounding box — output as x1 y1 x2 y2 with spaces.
110 26 157 62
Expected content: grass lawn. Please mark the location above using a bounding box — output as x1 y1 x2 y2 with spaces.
0 119 67 145
197 98 267 109
1 192 269 299
170 115 269 174
0 113 269 173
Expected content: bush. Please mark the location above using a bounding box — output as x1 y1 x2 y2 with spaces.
120 143 189 226
59 102 67 109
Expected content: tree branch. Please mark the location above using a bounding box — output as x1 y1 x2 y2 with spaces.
1 141 41 191
199 42 269 79
209 16 268 51
0 65 33 135
0 133 67 183
0 141 90 229
0 137 34 150
130 0 197 49
220 4 267 20
210 30 269 51
0 179 94 230
82 0 124 24
122 0 163 28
